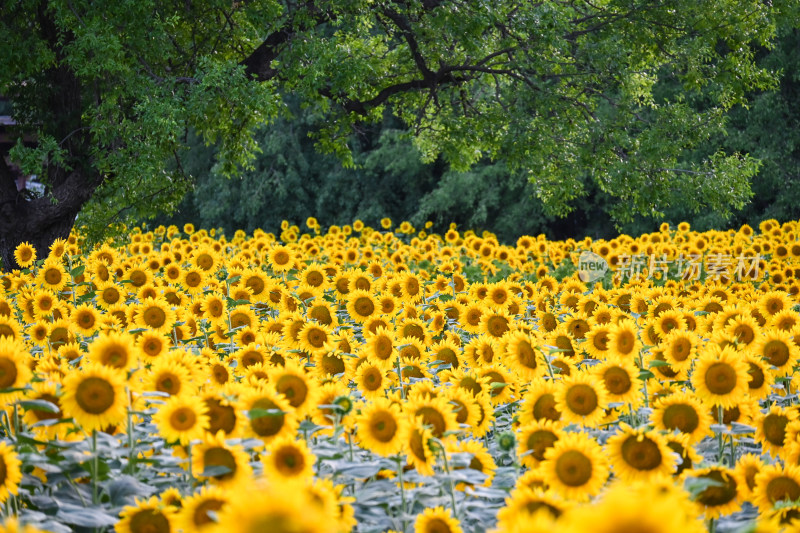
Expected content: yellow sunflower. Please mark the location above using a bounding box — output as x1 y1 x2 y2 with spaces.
660 330 700 371
481 309 513 339
355 398 408 457
502 330 545 380
297 322 333 357
519 379 562 425
0 336 32 403
72 303 101 336
354 361 391 399
181 267 207 295
196 389 239 438
753 463 800 513
560 480 705 533
268 360 319 417
267 244 296 273
191 431 252 488
153 394 210 445
734 453 765 500
22 382 67 440
650 391 713 444
691 344 750 408
592 358 641 406
541 431 609 502
363 326 398 370
606 319 642 361
135 297 177 335
13 242 36 268
37 259 69 292
87 330 137 370
0 441 22 504
755 405 797 457
445 386 481 430
583 323 612 359
517 420 564 468
606 423 677 482
262 437 316 482
238 386 297 444
61 363 128 433
0 317 22 342
414 506 463 533
177 486 229 532
136 331 171 362
347 290 380 324
145 356 194 397
117 496 175 533
447 438 497 489
211 479 335 533
755 328 799 376
405 394 459 439
406 420 437 476
555 372 609 427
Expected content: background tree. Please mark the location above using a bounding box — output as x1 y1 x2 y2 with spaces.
0 0 787 269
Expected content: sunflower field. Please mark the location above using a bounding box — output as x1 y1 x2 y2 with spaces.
1 217 800 533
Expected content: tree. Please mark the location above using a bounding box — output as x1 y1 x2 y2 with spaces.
0 0 787 269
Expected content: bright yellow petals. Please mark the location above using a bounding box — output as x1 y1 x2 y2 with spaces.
502 330 545 380
561 480 705 533
541 431 609 502
753 463 800 513
651 391 713 444
238 386 297 444
153 394 210 445
13 242 36 268
755 327 799 376
117 496 176 533
61 363 128 433
0 441 22 503
88 330 137 370
691 344 750 408
262 437 316 482
555 372 609 427
356 398 407 457
135 297 177 335
267 244 296 273
192 431 252 488
605 423 677 482
177 486 229 532
606 319 641 360
414 506 463 533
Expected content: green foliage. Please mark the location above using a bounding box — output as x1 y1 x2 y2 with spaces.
0 0 793 251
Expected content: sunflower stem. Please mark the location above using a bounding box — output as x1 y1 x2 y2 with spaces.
396 357 406 400
434 440 458 519
91 429 99 505
126 388 136 475
707 517 716 533
0 410 10 440
187 442 194 486
12 403 19 440
396 456 408 533
637 352 649 409
716 406 725 464
68 254 77 309
347 431 354 461
540 348 556 381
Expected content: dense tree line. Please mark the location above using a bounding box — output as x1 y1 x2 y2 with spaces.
159 26 800 242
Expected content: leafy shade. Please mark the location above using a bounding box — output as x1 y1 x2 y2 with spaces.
0 0 786 268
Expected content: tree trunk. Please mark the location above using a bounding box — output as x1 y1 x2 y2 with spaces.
0 162 99 272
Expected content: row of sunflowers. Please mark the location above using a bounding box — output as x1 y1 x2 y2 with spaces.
0 217 799 532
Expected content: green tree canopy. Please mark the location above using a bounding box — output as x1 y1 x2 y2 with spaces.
0 0 790 269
